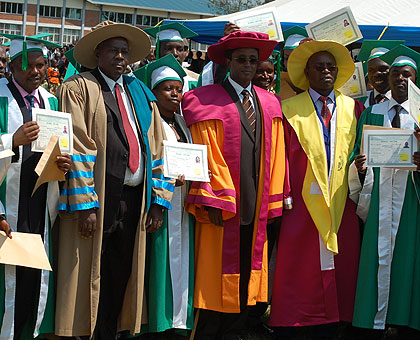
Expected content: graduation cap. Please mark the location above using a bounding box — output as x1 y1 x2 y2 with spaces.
144 22 198 60
0 33 61 70
65 47 82 73
283 26 308 50
380 44 420 86
63 47 82 81
134 53 186 90
357 40 404 62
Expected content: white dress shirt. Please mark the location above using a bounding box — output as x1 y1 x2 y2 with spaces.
387 98 413 129
228 76 256 109
99 69 144 186
365 89 392 107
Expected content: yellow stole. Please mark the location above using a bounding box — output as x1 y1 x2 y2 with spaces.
283 90 356 254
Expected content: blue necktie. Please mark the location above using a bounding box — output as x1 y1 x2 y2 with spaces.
25 94 35 118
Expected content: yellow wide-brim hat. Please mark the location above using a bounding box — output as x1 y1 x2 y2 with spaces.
74 21 151 69
287 40 355 90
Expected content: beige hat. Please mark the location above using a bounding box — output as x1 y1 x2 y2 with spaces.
74 21 151 69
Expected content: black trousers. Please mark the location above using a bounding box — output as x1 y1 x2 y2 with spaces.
195 223 254 340
14 151 48 340
93 184 142 340
247 220 279 327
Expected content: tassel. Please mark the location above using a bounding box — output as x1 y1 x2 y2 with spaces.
22 39 28 71
377 24 389 40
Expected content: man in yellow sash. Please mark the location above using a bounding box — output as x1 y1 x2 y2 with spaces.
269 40 364 339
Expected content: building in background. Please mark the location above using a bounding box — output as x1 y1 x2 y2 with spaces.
0 0 215 46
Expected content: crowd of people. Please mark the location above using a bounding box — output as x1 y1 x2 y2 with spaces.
0 17 419 340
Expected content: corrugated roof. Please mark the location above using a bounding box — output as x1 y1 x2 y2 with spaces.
87 0 217 15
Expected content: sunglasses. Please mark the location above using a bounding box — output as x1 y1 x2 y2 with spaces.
232 57 259 65
312 65 337 72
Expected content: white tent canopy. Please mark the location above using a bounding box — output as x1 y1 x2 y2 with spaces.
193 0 420 46
203 0 420 27
165 0 420 46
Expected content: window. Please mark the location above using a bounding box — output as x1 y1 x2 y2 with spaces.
150 16 158 26
0 23 21 44
40 5 81 20
136 15 168 27
142 15 150 26
190 40 208 52
63 28 80 45
65 8 81 20
38 26 61 44
101 11 132 24
136 15 143 26
40 5 61 18
0 2 23 14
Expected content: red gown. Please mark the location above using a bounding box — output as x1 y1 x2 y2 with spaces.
269 95 364 327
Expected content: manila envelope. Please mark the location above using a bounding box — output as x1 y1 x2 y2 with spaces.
32 136 65 196
0 231 52 271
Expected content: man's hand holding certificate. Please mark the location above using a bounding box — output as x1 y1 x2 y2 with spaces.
163 141 210 182
361 125 418 169
408 78 420 127
231 7 283 41
305 7 363 46
31 108 73 154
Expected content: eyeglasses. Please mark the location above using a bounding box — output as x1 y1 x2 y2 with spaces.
312 65 337 72
232 57 259 65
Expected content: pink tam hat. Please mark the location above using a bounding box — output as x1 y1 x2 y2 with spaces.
207 31 278 65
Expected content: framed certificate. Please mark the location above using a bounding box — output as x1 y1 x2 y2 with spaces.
305 6 363 46
232 7 283 41
338 61 367 98
163 141 210 182
32 108 73 154
362 126 417 168
408 78 420 127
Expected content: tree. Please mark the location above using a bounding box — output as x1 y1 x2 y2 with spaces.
207 0 270 15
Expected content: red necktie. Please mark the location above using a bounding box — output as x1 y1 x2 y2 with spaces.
319 96 332 130
115 83 139 173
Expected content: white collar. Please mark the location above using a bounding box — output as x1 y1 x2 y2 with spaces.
98 68 124 92
308 88 335 103
228 76 253 98
373 88 391 100
388 97 409 113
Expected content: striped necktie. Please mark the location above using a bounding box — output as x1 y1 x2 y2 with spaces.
241 90 256 134
375 93 386 104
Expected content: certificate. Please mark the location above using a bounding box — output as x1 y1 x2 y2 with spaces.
305 6 363 46
163 141 210 182
32 108 73 154
408 78 420 127
338 61 367 98
362 126 417 168
232 7 283 41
